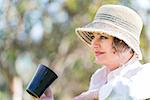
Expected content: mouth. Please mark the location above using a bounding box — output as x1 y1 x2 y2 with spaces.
95 51 105 56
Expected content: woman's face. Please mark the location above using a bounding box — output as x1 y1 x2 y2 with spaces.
91 33 118 68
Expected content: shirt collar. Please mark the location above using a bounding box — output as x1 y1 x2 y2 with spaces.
107 54 142 82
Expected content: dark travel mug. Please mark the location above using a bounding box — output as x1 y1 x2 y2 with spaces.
26 64 58 98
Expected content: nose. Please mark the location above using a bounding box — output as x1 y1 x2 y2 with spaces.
91 37 100 49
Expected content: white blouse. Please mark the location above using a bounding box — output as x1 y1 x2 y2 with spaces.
88 56 150 100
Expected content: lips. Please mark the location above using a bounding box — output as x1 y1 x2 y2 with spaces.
95 51 105 56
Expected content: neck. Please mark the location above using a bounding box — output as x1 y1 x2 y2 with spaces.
106 53 134 71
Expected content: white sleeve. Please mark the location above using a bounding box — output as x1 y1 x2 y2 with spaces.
89 67 107 90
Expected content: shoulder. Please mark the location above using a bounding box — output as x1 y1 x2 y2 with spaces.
137 62 150 76
89 66 108 90
141 62 150 69
130 62 150 99
90 66 108 81
131 62 150 77
131 62 150 83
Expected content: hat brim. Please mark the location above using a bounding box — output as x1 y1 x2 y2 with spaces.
75 21 142 60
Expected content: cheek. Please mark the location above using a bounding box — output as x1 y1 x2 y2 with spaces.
105 40 115 53
105 45 115 54
105 48 119 62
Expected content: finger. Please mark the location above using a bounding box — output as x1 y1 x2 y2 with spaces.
39 94 46 100
73 95 84 100
40 97 51 100
73 90 98 100
72 97 80 100
44 86 53 97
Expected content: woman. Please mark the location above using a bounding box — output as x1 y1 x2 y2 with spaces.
40 4 150 100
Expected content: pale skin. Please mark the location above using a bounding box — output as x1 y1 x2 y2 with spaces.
38 33 133 100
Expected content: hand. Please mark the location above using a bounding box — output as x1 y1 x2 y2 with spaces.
73 89 98 100
38 86 54 100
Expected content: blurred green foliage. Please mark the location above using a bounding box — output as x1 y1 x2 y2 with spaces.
0 0 150 100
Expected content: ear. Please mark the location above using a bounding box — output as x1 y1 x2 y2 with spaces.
112 47 117 54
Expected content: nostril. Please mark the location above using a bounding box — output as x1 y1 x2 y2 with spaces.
93 45 99 49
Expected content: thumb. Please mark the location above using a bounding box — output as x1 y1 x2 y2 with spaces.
44 86 53 97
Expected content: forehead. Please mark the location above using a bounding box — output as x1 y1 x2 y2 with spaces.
93 32 112 37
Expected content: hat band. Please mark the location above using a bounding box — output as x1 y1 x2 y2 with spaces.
94 13 139 36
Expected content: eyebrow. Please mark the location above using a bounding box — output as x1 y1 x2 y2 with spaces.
94 32 110 37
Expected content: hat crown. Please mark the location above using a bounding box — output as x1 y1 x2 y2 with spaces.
94 5 143 41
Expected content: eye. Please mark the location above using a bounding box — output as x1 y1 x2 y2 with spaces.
99 36 108 40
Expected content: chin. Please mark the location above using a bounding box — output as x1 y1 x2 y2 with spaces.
95 59 104 65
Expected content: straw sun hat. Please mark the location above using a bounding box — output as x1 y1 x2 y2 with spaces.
75 4 143 60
